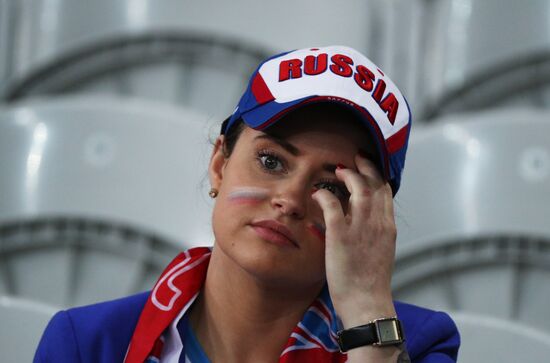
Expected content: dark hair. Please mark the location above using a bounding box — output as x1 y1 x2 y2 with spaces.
220 117 246 157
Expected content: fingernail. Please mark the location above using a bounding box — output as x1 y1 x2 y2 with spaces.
336 163 346 170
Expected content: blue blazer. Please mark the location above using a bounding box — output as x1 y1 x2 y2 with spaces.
34 292 459 362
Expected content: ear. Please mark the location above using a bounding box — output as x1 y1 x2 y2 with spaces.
208 135 227 190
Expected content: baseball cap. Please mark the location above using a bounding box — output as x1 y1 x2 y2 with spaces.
222 45 411 195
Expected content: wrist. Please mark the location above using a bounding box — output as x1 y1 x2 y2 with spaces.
339 308 398 329
334 294 396 328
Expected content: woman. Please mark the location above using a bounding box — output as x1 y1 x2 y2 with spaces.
35 46 460 362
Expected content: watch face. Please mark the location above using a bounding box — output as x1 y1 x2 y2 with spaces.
376 319 401 344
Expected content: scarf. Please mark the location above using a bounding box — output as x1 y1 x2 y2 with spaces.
124 247 346 362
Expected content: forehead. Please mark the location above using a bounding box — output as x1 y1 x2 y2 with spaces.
259 103 375 152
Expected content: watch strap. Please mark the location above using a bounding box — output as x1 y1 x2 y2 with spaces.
337 322 377 352
336 317 404 352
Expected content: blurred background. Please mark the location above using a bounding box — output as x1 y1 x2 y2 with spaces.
0 0 549 361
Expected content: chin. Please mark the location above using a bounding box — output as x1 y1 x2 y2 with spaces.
224 235 325 289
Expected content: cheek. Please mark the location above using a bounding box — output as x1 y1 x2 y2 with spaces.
226 186 269 205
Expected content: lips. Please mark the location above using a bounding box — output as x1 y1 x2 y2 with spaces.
250 219 299 248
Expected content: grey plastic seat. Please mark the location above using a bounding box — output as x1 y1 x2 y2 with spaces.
368 0 550 119
0 295 57 363
393 108 550 361
0 96 215 307
0 0 270 119
0 0 373 120
450 311 550 362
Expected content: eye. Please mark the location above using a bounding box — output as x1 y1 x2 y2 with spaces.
316 180 349 200
257 151 285 172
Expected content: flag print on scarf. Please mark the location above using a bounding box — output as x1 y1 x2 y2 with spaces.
124 247 347 362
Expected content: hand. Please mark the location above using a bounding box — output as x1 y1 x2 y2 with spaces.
312 152 397 327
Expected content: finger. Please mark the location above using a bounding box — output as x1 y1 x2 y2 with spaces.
355 153 395 218
334 167 373 218
311 188 346 229
355 152 385 189
334 166 369 198
336 162 394 223
382 182 394 216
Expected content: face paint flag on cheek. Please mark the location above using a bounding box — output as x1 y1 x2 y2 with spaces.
308 222 326 242
226 187 270 204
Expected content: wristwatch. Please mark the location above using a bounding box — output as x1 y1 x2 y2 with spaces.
336 317 405 352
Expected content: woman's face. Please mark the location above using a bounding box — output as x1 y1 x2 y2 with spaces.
209 105 377 291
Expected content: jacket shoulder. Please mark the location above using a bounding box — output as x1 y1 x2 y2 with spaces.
34 292 149 363
394 301 460 363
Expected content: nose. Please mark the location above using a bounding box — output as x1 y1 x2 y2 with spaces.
271 179 308 219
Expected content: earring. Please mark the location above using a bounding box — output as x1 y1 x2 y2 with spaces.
209 188 219 198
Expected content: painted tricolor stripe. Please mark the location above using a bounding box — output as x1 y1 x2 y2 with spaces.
227 187 270 204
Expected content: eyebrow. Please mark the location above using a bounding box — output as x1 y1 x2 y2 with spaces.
254 134 344 173
254 134 300 156
321 163 338 173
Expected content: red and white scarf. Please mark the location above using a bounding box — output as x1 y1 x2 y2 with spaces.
124 247 346 363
